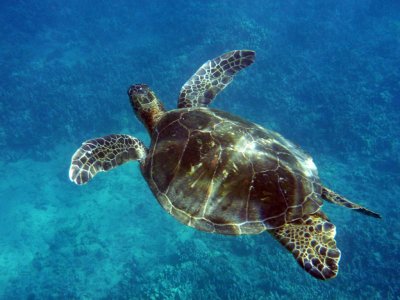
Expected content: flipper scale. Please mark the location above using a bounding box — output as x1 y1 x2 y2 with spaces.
271 213 341 280
178 50 255 108
69 134 147 185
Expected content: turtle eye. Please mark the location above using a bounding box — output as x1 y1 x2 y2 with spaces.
136 87 146 95
128 85 143 96
138 84 148 92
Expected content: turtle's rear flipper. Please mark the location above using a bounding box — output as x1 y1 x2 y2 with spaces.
178 50 255 108
69 134 147 185
270 213 341 280
322 187 381 218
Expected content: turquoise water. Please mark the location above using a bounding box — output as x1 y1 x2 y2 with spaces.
1 0 399 299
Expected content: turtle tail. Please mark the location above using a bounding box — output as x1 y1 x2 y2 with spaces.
321 187 381 218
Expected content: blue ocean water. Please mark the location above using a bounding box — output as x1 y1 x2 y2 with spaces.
1 0 399 298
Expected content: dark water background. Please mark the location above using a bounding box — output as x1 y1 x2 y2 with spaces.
1 0 399 299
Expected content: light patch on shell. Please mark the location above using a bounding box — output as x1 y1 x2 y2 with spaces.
301 157 317 177
235 136 256 154
189 162 203 175
231 162 239 172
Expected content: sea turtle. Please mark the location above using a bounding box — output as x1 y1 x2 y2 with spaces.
69 50 380 280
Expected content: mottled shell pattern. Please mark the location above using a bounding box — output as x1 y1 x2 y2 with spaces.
142 108 322 234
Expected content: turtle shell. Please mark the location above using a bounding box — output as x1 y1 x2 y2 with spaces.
141 108 322 235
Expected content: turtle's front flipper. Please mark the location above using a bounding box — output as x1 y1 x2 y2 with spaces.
270 213 341 280
322 187 381 218
178 50 255 108
69 134 147 185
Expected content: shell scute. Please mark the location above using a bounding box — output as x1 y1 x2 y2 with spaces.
143 108 322 233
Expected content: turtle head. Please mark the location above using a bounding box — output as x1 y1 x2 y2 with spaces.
128 84 165 134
